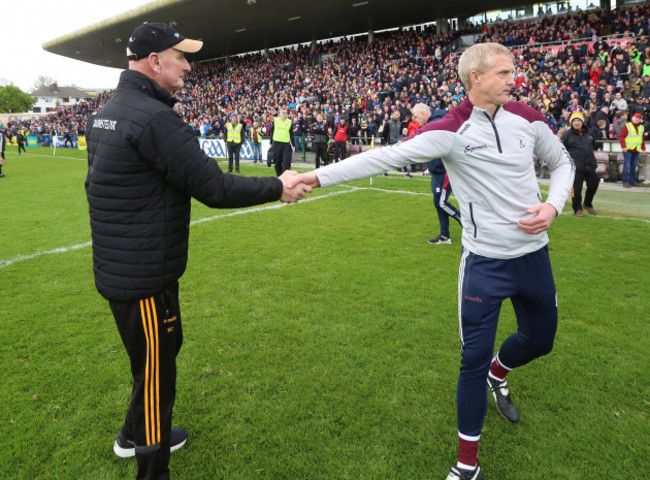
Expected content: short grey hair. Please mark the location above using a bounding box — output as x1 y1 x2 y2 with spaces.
458 43 514 91
412 103 431 118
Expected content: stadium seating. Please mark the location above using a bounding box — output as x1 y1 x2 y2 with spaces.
5 0 649 183
595 151 609 177
616 152 625 178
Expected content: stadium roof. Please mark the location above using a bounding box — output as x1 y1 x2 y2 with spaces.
43 0 534 69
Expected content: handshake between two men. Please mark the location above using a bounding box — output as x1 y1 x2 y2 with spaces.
278 170 321 203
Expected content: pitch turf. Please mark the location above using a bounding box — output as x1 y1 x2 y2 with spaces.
1 147 648 479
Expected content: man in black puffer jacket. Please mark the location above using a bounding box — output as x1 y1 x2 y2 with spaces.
85 23 309 480
560 111 599 217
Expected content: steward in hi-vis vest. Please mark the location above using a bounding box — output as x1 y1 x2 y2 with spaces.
269 107 294 176
619 112 646 186
225 114 243 173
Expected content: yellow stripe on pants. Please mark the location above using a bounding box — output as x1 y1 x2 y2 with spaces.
140 298 160 446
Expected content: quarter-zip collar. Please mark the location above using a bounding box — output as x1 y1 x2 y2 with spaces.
118 69 178 108
472 102 504 154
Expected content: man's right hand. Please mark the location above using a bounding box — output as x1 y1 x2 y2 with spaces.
287 172 321 189
279 170 312 203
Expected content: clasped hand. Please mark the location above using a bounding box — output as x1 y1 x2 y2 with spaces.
279 170 313 203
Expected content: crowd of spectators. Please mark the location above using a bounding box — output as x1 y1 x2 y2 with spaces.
1 91 111 143
3 2 650 151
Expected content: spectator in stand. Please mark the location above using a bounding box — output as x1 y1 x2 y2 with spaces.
561 111 599 216
576 63 591 86
591 119 610 146
539 105 557 132
619 112 646 187
407 113 420 136
614 52 631 81
584 91 599 112
629 95 649 122
612 111 629 139
642 75 650 97
592 104 611 132
589 62 603 85
610 92 628 115
641 56 650 79
556 109 571 131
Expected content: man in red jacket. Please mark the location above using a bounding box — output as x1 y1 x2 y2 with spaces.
333 117 348 162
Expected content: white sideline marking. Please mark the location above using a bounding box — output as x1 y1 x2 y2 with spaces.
0 242 92 269
1 185 648 269
0 189 351 269
191 188 352 225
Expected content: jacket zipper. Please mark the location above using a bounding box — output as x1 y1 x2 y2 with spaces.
483 112 503 153
469 202 477 238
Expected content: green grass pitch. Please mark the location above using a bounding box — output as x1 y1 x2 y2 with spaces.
0 147 648 479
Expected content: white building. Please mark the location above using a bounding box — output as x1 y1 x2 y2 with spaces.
30 83 91 113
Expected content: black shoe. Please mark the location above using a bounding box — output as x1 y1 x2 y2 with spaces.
383 172 388 176
445 462 484 480
487 376 520 423
405 172 412 178
236 170 240 174
0 173 5 178
428 234 452 245
113 426 188 458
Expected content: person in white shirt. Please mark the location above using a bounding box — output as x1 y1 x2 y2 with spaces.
291 42 574 480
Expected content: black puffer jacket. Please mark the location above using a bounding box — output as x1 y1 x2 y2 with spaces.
560 127 597 173
85 70 282 301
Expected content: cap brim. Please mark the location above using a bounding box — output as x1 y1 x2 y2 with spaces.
174 38 203 53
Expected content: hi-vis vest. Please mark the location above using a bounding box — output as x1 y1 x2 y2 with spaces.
625 122 644 151
226 122 242 143
272 117 292 143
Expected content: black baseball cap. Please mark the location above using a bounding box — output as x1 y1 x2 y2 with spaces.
126 22 203 60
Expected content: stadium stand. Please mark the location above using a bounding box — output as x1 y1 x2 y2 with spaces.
3 1 649 181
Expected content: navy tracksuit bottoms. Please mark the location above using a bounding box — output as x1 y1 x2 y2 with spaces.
456 246 557 437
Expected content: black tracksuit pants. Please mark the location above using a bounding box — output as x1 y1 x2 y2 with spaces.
314 142 328 168
110 282 183 480
572 169 599 212
227 142 241 172
273 142 293 176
